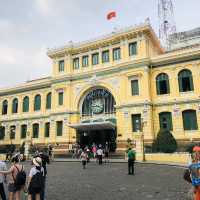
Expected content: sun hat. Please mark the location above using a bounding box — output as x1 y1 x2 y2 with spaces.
193 146 200 152
33 157 42 167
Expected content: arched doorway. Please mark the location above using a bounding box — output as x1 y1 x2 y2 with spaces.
76 88 117 151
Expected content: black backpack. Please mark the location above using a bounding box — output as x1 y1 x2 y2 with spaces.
183 168 192 183
13 165 26 188
30 170 44 192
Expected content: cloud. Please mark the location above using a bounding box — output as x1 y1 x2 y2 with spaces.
35 0 52 16
0 46 24 65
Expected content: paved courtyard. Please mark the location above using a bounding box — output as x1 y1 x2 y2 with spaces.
39 161 190 200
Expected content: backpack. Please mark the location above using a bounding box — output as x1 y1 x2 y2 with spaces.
13 165 26 188
183 168 192 183
29 169 44 192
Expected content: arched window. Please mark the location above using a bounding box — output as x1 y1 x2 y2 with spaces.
2 100 8 115
0 126 5 140
82 89 116 116
32 123 39 138
46 93 51 109
21 124 27 139
156 73 170 95
34 95 41 111
12 98 18 113
45 122 50 137
159 112 173 130
23 96 29 112
182 110 198 130
178 69 194 92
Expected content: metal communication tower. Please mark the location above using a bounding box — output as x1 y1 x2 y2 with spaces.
158 0 176 49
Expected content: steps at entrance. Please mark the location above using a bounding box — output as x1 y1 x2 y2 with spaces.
54 152 125 159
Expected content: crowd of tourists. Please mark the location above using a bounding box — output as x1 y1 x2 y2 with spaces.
71 142 110 169
0 150 50 200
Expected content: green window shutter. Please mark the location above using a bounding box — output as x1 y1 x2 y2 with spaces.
34 95 41 111
59 60 64 72
183 110 198 130
113 48 121 61
73 58 79 69
178 69 194 92
32 124 39 138
131 80 139 95
131 114 141 132
166 79 170 93
46 93 51 109
57 121 63 136
178 76 183 92
0 126 5 140
102 50 109 63
58 92 63 105
156 73 170 95
82 56 89 67
92 53 99 65
12 98 18 113
156 79 161 95
159 112 173 130
129 42 137 56
21 125 27 139
189 75 194 91
45 122 50 137
23 97 29 112
2 100 8 115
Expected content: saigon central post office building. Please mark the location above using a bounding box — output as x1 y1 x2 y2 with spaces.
0 23 200 153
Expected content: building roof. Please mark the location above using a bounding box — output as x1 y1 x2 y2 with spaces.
47 21 164 58
169 27 200 51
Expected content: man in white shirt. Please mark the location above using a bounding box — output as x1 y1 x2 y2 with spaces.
97 145 103 165
0 160 7 200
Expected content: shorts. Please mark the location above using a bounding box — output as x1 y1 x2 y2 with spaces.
82 160 86 166
8 183 21 192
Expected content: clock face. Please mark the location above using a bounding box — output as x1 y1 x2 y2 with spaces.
91 99 104 114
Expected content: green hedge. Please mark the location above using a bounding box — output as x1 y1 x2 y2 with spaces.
152 129 177 153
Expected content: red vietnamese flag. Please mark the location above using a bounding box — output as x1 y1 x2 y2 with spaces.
107 11 116 20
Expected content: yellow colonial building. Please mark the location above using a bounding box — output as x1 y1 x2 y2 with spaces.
0 22 200 153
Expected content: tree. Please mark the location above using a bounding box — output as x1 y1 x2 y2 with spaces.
152 129 177 153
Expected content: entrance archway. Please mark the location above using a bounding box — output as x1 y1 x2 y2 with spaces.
73 88 117 151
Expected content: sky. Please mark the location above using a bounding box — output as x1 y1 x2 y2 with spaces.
0 0 199 88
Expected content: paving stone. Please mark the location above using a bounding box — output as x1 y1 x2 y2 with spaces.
19 162 191 200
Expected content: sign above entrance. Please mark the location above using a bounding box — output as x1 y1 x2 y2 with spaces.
86 89 109 100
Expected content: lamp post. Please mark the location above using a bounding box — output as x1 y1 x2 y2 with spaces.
141 118 146 162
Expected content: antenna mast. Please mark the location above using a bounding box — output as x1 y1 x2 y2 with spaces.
158 0 176 49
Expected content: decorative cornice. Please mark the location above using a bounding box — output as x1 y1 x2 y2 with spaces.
52 58 150 84
116 99 200 110
153 99 200 107
0 111 79 123
151 47 200 68
47 23 163 58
